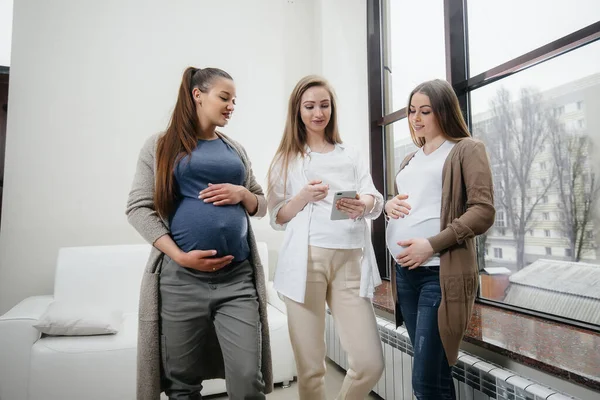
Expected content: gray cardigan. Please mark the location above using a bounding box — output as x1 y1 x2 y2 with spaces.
126 132 273 399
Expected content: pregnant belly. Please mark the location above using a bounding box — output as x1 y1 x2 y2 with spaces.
170 199 248 257
385 217 440 258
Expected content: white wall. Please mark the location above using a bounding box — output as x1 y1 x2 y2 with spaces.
0 0 371 313
0 0 12 66
320 0 370 154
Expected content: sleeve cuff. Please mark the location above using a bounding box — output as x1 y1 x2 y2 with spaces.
149 229 170 247
250 194 267 219
269 202 288 231
362 193 384 219
427 227 458 254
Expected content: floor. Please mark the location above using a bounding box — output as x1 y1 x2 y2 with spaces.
208 359 381 399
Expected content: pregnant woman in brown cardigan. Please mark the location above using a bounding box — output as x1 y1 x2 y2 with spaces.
385 79 495 400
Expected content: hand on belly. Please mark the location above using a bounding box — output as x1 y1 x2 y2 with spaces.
177 249 234 272
385 194 411 219
385 217 438 268
199 183 247 206
395 238 434 270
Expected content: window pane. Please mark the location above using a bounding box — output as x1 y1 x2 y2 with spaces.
472 42 600 326
382 0 446 114
468 0 600 76
384 118 418 197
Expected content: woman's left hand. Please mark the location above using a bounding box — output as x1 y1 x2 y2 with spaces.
199 183 248 206
396 238 434 269
337 195 367 220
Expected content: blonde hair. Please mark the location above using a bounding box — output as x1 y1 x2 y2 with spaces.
267 75 342 195
407 79 471 147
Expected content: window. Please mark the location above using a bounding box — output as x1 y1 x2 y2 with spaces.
565 248 573 257
384 119 418 195
495 210 506 228
368 0 600 328
467 0 600 75
494 248 503 259
554 106 565 117
565 102 579 113
382 0 446 114
543 212 550 221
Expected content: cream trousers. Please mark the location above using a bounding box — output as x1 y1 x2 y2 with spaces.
284 246 384 400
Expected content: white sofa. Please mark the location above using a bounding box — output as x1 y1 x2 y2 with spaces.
0 242 296 400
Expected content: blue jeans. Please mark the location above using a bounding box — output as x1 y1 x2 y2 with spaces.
396 264 456 400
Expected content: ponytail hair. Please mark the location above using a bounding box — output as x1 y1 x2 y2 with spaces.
154 67 233 219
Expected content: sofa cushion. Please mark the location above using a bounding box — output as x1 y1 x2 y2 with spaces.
32 313 137 353
33 301 122 336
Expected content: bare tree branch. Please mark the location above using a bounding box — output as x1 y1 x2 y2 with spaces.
484 87 554 269
549 119 598 261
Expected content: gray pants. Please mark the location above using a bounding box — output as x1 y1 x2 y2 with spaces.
159 257 265 400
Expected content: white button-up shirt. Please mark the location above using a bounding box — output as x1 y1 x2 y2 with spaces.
267 144 383 303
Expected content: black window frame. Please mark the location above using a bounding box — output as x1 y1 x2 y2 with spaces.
366 0 600 331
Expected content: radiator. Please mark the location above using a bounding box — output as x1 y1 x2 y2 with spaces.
325 310 578 400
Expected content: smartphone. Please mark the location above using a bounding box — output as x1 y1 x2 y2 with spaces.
330 190 357 220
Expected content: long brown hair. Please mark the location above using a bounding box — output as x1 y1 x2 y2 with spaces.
154 67 233 219
407 79 471 147
267 75 342 195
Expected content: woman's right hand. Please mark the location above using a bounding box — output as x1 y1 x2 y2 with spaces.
298 180 329 204
385 194 411 219
175 250 234 272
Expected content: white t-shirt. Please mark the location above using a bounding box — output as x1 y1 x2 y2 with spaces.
386 140 456 266
306 145 364 249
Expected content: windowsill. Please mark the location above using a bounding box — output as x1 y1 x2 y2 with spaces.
373 280 600 391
